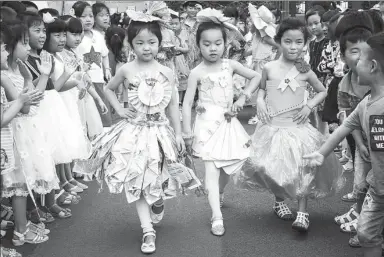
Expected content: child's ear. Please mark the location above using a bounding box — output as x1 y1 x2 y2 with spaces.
371 59 379 73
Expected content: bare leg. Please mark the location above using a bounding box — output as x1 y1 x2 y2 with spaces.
12 196 27 234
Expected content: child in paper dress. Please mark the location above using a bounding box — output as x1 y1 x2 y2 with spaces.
182 8 261 237
234 18 344 233
74 7 201 254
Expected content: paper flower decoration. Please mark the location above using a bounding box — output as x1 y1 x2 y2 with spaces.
248 4 277 39
42 12 56 24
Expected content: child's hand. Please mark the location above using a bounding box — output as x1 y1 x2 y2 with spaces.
17 59 33 81
358 145 370 162
37 51 53 75
293 105 311 124
303 151 324 167
64 58 79 76
232 97 245 112
105 69 112 81
175 135 186 154
82 62 90 72
18 88 44 106
256 99 270 124
96 98 108 114
116 107 136 119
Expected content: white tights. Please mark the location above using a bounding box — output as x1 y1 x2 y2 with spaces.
135 196 154 234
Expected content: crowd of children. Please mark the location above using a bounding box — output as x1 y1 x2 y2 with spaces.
0 1 384 256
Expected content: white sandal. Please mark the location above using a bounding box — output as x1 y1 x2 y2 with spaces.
211 217 225 236
12 228 49 246
292 212 310 232
273 201 295 221
141 231 156 254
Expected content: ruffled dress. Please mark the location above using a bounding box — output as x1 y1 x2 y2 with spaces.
192 59 250 175
52 53 91 160
1 71 59 195
234 66 345 199
26 55 79 164
74 71 201 205
1 87 27 198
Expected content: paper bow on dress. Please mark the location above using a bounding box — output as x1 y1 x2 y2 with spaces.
277 78 300 92
248 4 277 39
42 12 56 24
196 8 244 41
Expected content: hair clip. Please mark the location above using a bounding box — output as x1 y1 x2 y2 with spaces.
42 12 56 24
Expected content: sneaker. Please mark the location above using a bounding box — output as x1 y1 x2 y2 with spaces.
342 160 354 172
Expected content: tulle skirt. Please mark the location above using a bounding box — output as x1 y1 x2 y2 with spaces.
78 92 103 139
74 119 201 205
60 88 91 160
234 120 345 199
193 103 250 175
35 90 79 164
11 115 60 195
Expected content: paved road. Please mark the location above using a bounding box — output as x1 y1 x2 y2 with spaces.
2 107 363 257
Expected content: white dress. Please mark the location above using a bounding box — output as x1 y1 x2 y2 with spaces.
1 71 59 195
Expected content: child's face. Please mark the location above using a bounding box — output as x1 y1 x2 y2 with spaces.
169 18 181 32
199 28 225 63
356 42 373 85
180 13 187 23
29 23 46 50
0 42 9 70
66 32 82 49
236 20 245 31
131 29 159 62
47 32 66 53
307 14 323 37
185 6 198 18
80 6 94 31
95 8 110 30
280 29 305 61
342 40 365 71
14 37 31 62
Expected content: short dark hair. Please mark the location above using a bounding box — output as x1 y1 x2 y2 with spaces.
60 16 83 34
322 9 340 23
275 17 310 44
92 2 109 17
2 19 28 65
367 32 384 71
19 11 44 29
0 6 17 22
223 5 238 19
305 5 325 22
1 1 26 14
183 1 201 8
366 10 384 34
72 1 91 18
21 1 38 10
335 10 374 39
196 21 227 46
339 27 372 54
127 20 162 47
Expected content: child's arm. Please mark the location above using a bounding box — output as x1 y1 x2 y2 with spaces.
52 61 79 92
231 60 261 111
304 102 363 166
293 70 327 124
182 69 198 136
352 130 370 162
102 55 112 81
167 76 185 152
104 64 135 118
256 67 270 123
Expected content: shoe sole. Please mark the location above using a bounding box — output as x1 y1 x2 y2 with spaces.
341 198 358 203
292 224 308 233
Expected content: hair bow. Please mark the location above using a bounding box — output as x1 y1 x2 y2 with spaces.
126 1 170 23
69 8 75 18
42 12 56 24
248 4 277 39
196 8 244 41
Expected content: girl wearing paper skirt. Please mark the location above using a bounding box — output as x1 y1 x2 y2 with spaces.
182 8 261 237
234 18 345 232
74 8 201 254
